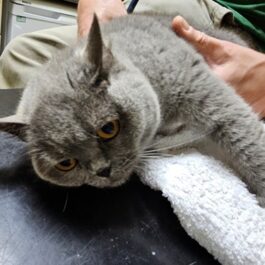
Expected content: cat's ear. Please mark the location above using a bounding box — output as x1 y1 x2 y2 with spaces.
0 115 28 141
86 14 103 72
85 14 113 75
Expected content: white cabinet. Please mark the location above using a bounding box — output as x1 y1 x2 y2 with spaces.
1 0 77 52
0 0 2 41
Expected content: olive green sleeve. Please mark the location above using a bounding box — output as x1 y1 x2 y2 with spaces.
214 0 265 52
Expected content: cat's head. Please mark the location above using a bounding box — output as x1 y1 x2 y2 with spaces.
0 16 160 187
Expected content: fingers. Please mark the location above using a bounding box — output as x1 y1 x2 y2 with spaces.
172 16 265 118
77 0 96 38
252 97 265 119
77 0 126 38
172 16 211 50
172 16 223 63
97 0 127 23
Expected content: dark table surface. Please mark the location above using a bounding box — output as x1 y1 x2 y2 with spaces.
0 89 220 265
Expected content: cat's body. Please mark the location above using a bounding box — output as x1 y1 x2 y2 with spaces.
2 14 265 203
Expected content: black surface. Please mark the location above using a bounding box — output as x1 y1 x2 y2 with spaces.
0 89 220 265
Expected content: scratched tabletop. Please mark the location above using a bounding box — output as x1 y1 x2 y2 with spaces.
0 89 219 265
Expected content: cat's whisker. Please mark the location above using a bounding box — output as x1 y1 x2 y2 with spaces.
139 154 176 161
86 133 99 140
62 192 69 213
142 153 177 159
131 163 143 170
143 129 215 154
140 152 176 157
144 144 184 154
140 154 175 159
118 154 136 173
41 165 53 178
141 150 174 155
120 156 133 168
122 155 137 171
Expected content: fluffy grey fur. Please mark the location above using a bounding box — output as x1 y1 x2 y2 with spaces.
1 14 265 204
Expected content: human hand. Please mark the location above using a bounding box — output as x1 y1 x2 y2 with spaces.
172 16 265 118
77 0 126 38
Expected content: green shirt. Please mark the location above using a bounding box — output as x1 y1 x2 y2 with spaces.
214 0 265 51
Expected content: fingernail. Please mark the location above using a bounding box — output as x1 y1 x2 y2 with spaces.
179 17 190 31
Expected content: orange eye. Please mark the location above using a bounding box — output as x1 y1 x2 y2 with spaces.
97 120 120 140
55 159 77 172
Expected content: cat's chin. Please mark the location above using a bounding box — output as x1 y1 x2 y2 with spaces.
32 159 132 188
38 176 130 188
37 176 129 188
87 175 130 188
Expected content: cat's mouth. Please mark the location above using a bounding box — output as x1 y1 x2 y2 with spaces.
85 164 135 188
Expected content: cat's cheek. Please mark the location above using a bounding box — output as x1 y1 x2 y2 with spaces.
31 157 83 187
31 157 51 182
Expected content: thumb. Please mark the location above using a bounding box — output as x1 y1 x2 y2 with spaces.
172 16 222 63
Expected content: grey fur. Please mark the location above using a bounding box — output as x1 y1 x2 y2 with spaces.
2 14 265 204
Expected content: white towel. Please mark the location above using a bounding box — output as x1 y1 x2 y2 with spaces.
140 150 265 265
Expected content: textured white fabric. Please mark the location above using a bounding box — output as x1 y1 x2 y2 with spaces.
140 150 265 265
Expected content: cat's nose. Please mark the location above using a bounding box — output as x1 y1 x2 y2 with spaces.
97 166 112 178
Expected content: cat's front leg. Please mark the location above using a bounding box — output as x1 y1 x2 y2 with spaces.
177 66 265 202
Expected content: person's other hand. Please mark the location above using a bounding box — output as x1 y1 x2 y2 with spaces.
172 16 265 118
78 0 126 38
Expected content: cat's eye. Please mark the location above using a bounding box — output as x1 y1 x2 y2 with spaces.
55 159 77 172
97 120 120 140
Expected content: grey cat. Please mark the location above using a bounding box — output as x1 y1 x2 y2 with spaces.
1 14 265 204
